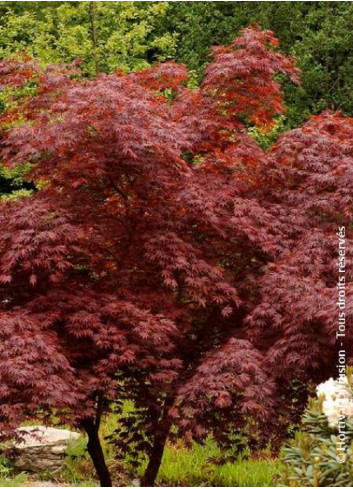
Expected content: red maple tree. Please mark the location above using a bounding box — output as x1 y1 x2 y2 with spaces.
2 26 348 487
247 111 353 427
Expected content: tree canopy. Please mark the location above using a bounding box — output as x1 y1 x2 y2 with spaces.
0 22 352 486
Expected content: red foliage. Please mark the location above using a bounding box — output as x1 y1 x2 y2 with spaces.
1 26 350 486
203 25 299 128
248 112 353 381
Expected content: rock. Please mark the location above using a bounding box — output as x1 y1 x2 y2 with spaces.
13 426 81 473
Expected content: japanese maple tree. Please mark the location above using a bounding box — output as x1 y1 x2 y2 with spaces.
2 26 348 487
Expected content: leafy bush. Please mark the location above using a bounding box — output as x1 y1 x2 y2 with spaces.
282 375 353 487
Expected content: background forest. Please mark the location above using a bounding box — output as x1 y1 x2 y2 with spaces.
0 2 353 488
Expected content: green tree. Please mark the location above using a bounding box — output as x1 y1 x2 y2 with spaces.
0 1 176 75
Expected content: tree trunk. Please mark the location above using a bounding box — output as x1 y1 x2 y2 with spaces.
88 1 99 75
82 418 112 487
141 419 172 487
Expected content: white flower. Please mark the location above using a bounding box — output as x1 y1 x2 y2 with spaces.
317 377 337 398
316 376 353 428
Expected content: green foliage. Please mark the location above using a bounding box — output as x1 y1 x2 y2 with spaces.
62 431 282 487
0 454 27 487
60 436 97 486
156 440 282 487
0 474 27 487
282 393 353 486
0 455 14 479
0 1 176 75
288 3 353 119
0 163 34 199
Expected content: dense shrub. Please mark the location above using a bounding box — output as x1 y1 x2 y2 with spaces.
283 374 353 487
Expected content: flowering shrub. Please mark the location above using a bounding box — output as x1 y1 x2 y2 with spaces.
317 377 353 428
282 373 353 486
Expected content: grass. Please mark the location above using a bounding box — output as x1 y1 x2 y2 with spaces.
0 474 27 487
0 455 27 486
156 440 283 487
59 435 97 486
0 415 284 487
62 438 283 487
